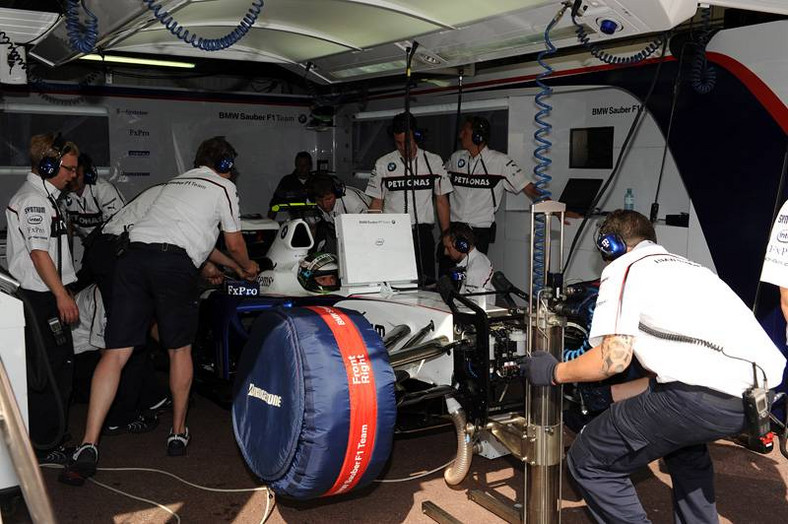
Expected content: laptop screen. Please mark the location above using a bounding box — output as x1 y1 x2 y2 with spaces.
558 178 604 215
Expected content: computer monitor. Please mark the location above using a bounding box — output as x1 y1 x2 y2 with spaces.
558 178 604 215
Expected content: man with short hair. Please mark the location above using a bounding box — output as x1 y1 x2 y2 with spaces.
62 137 260 485
268 151 314 219
366 112 452 283
443 222 494 294
521 209 786 523
6 133 80 462
307 174 369 253
65 153 124 240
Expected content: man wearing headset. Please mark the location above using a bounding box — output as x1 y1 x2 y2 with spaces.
62 137 260 485
366 112 453 283
521 210 786 523
5 133 80 462
444 116 540 255
307 174 369 254
65 153 125 240
443 222 494 294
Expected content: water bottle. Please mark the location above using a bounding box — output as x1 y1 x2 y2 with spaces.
624 188 635 211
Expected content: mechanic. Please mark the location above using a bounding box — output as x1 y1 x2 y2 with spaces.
268 151 314 219
297 252 341 293
444 116 540 255
443 222 494 294
306 174 368 254
5 133 80 464
521 209 786 523
65 153 124 241
62 137 260 485
366 112 452 284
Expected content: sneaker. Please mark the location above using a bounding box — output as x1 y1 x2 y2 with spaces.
37 445 75 465
58 443 99 486
166 428 190 457
146 396 172 416
103 413 159 436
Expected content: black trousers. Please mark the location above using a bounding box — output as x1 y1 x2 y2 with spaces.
412 224 436 284
19 289 74 450
567 381 745 523
82 233 120 314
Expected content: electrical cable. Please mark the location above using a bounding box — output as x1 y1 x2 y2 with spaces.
142 0 264 51
453 68 464 149
690 7 716 95
562 37 669 274
65 0 98 54
374 459 454 483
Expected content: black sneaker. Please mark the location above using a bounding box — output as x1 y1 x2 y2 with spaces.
103 413 159 436
37 445 75 465
58 443 99 486
146 396 172 416
166 428 190 457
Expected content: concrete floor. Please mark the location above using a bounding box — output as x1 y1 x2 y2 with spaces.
9 392 788 523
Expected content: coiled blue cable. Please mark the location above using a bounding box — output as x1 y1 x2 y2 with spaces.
142 0 264 51
532 17 560 294
66 0 98 54
563 294 597 361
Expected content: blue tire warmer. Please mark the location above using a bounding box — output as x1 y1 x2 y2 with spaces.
232 305 396 499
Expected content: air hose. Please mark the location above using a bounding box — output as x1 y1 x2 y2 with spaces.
531 6 568 294
690 7 716 95
65 0 98 54
142 0 263 51
443 396 473 486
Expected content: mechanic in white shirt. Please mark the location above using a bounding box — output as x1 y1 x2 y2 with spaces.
444 116 540 254
63 137 260 485
307 174 369 254
521 210 786 523
366 112 453 283
5 133 80 460
64 153 124 239
761 199 788 335
443 222 494 294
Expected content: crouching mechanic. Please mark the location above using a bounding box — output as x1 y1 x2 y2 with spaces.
521 210 786 523
307 174 368 254
443 222 494 294
62 136 260 485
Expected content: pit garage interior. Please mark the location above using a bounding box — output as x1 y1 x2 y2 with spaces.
1 1 788 523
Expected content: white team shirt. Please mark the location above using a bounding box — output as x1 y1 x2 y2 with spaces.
319 188 369 224
65 178 125 238
445 147 529 228
5 173 77 291
72 284 105 354
760 199 788 288
131 166 242 267
102 184 165 237
590 242 786 397
458 248 494 294
365 149 452 226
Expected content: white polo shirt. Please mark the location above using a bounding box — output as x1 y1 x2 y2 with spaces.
5 172 77 291
102 184 165 237
365 149 452 226
131 166 242 267
590 242 786 397
72 284 105 354
458 248 494 294
65 178 125 238
320 188 369 224
760 199 788 288
445 147 530 228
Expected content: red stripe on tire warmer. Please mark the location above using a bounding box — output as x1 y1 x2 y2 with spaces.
306 306 378 496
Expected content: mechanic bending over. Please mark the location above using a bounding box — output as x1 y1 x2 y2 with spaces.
521 210 786 524
443 222 494 294
366 112 453 284
64 153 124 242
61 136 260 485
5 133 80 464
760 197 788 401
307 174 369 254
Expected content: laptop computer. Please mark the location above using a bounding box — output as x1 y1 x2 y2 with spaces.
558 178 604 215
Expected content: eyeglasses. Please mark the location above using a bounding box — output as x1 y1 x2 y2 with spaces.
60 165 78 174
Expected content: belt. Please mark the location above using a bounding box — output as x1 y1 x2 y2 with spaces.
130 242 187 256
659 381 743 408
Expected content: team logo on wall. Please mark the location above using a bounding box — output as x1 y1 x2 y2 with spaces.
458 159 466 168
298 114 308 124
387 162 396 172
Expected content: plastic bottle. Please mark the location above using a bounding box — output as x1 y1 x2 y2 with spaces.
624 188 635 210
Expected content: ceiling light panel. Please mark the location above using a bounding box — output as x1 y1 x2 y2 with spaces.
0 7 60 44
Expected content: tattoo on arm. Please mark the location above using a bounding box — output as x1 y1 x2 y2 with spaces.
600 335 634 377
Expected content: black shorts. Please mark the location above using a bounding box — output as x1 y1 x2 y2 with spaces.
105 243 199 350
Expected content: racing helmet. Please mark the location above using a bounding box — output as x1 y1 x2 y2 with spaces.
298 252 340 293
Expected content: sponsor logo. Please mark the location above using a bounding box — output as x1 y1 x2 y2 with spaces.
280 225 288 238
122 171 150 177
778 230 788 243
128 129 150 137
335 423 369 493
387 162 396 172
24 206 46 214
373 324 386 338
383 175 436 191
219 111 297 122
258 275 274 287
374 238 384 246
27 215 43 225
779 214 788 225
28 226 45 235
226 282 259 296
128 150 150 157
74 214 103 227
247 383 282 407
448 173 503 189
457 158 466 168
116 108 148 116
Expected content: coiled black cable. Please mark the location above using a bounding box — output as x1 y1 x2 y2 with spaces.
690 7 716 95
572 14 666 65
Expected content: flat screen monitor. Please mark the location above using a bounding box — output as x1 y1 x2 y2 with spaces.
558 178 604 215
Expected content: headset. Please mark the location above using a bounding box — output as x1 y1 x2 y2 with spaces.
470 117 490 146
391 112 423 143
307 174 345 201
215 151 235 174
454 234 471 254
79 153 98 185
449 224 474 254
38 134 71 179
595 229 628 261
